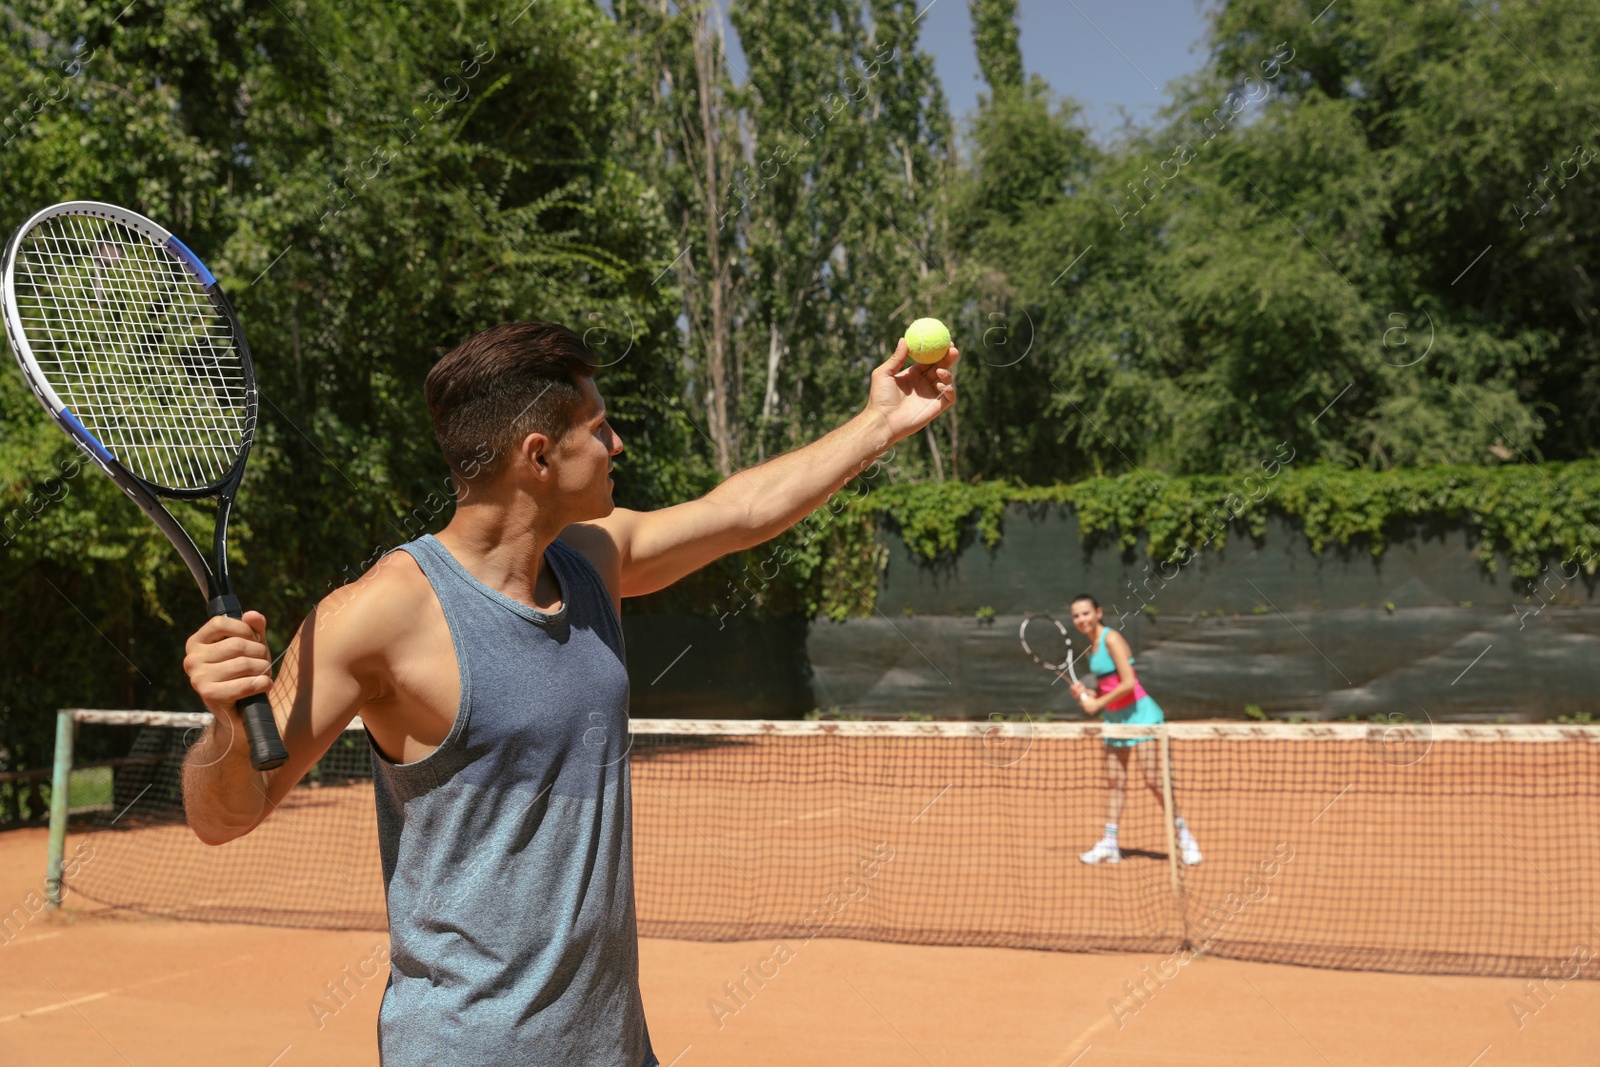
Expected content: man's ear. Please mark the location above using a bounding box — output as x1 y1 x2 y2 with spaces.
515 430 551 478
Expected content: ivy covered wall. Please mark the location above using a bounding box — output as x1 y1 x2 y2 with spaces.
628 463 1600 721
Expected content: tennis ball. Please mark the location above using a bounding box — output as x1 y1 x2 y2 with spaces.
904 317 952 364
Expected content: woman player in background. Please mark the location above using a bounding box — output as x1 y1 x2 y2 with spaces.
1069 594 1203 866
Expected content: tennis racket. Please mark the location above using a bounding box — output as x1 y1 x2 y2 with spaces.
2 201 287 771
1019 612 1092 692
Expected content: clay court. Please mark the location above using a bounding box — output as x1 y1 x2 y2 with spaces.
5 720 1598 1066
3 823 1596 1067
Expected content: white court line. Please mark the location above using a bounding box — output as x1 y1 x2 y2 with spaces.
670 787 949 838
1050 1008 1113 1066
911 785 951 824
691 804 858 838
3 931 65 947
1 991 115 1024
0 954 252 1024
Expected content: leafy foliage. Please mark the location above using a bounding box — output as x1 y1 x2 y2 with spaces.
2 0 1598 782
861 463 1600 575
613 0 952 477
641 462 1600 626
0 0 693 779
968 0 1023 93
947 0 1599 479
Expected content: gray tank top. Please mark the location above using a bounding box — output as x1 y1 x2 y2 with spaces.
371 534 655 1067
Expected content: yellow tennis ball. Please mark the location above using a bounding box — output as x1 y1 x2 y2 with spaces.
904 317 951 364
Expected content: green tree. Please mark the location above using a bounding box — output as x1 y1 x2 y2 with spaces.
0 0 691 782
728 0 952 472
968 0 1023 93
618 0 952 478
947 0 1599 481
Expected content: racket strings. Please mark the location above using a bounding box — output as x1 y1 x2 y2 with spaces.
1019 617 1066 669
22 221 239 490
43 215 243 486
1019 614 1081 685
12 214 249 490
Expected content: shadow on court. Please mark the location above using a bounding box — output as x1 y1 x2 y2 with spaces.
1110 847 1168 862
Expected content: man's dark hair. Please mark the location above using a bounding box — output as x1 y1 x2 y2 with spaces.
424 321 596 481
1071 593 1100 610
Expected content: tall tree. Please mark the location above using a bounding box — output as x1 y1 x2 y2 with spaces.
947 0 1600 479
730 0 951 470
969 0 1024 93
0 0 689 777
614 0 744 475
619 0 951 475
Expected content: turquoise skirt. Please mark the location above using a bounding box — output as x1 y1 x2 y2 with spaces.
1101 694 1164 748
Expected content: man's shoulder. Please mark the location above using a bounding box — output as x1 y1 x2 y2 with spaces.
557 518 626 598
307 546 452 751
311 546 436 652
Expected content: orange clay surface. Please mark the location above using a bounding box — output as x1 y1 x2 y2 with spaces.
5 827 1597 1066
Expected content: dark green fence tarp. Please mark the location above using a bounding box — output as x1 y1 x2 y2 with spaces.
625 506 1597 722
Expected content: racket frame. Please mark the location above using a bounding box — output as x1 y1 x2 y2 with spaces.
2 200 284 769
1019 611 1087 689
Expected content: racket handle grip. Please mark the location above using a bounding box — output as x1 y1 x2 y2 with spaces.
238 694 288 772
208 595 289 772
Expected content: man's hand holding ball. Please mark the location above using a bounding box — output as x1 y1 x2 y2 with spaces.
866 318 958 444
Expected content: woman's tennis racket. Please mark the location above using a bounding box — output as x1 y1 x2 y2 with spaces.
1019 612 1090 691
2 201 287 771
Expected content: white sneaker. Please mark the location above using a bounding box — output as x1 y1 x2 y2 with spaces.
1079 839 1120 864
1179 831 1202 866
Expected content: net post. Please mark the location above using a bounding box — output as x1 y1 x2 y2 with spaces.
1159 727 1181 900
46 710 75 908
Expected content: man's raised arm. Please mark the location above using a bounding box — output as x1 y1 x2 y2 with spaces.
597 338 957 598
180 571 396 845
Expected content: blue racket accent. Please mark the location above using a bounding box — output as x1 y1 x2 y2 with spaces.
58 407 116 464
164 235 216 288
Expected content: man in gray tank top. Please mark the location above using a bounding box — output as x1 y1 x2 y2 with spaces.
179 320 958 1065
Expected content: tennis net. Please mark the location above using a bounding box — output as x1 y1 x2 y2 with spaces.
45 710 1600 979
